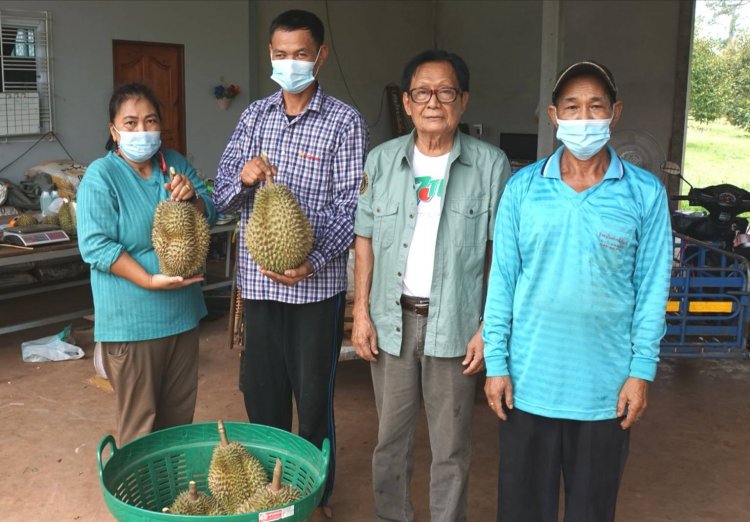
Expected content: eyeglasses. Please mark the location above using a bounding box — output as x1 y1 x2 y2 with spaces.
407 87 461 104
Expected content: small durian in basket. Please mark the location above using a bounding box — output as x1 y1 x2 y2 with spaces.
235 458 301 514
165 480 223 515
208 420 268 513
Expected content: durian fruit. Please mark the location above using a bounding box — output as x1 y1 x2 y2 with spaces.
235 458 301 514
151 191 210 278
207 420 257 514
167 480 224 515
244 166 313 274
244 446 270 495
41 214 60 227
13 213 38 227
58 202 77 236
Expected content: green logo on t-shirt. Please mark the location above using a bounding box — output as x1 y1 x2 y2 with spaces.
415 176 444 203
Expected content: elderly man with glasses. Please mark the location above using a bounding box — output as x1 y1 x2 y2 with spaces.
352 49 511 522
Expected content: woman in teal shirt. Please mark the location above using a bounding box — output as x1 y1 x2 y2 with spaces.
78 83 217 445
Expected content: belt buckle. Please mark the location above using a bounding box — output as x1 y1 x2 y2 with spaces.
413 302 429 316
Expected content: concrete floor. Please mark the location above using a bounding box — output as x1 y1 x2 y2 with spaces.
0 311 749 522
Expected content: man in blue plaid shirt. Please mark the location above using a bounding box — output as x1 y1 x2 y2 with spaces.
213 10 368 515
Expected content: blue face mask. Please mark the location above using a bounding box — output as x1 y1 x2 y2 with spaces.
555 110 613 160
114 128 161 163
270 49 321 94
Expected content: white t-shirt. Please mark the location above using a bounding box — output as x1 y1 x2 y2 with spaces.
401 147 450 298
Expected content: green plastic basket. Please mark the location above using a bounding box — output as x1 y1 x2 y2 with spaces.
98 422 329 521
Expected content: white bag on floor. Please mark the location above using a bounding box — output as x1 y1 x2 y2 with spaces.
21 324 84 362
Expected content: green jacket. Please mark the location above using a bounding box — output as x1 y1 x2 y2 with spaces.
355 130 511 357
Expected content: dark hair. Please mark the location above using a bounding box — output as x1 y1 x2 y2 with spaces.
401 49 470 94
269 9 325 48
105 83 162 151
551 61 617 106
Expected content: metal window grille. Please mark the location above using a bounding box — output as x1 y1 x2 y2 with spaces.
0 9 52 136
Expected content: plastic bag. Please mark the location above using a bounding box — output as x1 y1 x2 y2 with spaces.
46 196 65 215
21 324 84 362
93 341 108 379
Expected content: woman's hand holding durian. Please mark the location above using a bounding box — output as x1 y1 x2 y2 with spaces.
164 171 206 213
110 252 204 291
149 273 205 290
109 170 207 291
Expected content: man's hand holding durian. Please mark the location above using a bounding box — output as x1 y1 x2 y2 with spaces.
260 259 314 287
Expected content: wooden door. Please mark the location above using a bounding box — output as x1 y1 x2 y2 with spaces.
112 40 186 154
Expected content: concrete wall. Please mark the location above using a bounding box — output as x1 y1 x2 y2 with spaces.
253 0 435 147
559 0 684 165
437 1 543 143
0 0 251 183
0 0 689 186
252 0 685 166
252 0 542 148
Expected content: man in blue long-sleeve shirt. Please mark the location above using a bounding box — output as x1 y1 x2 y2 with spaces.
482 61 672 522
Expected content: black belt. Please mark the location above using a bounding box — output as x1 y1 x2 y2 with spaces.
400 295 429 316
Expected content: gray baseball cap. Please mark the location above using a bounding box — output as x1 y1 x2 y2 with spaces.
552 60 617 104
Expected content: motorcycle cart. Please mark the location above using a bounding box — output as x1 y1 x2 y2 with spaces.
661 231 750 359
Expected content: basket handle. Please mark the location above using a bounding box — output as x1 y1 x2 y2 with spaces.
320 438 330 468
97 434 118 476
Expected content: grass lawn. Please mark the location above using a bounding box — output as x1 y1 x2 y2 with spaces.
683 118 750 192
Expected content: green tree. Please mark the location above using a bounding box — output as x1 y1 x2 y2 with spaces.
724 35 750 132
689 37 728 123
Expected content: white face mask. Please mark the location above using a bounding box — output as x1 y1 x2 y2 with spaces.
270 48 321 94
554 109 613 160
114 128 161 163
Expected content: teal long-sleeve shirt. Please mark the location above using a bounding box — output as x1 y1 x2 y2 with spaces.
77 150 217 342
482 146 672 420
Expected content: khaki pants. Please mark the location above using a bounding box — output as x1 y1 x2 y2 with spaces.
371 307 476 522
102 327 199 446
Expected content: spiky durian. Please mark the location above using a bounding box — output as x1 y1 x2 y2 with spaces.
41 214 60 226
244 174 313 274
207 420 256 514
168 480 223 515
244 449 269 496
58 202 76 235
151 199 210 278
13 213 38 227
235 458 301 514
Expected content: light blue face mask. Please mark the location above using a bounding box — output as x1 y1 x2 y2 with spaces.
555 110 613 161
270 49 321 94
114 128 161 163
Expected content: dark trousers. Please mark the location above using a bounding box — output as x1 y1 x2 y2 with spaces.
242 292 345 506
498 409 630 522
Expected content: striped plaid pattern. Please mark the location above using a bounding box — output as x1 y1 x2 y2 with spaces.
213 86 368 303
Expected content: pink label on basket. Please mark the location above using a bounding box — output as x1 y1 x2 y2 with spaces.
259 505 295 521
